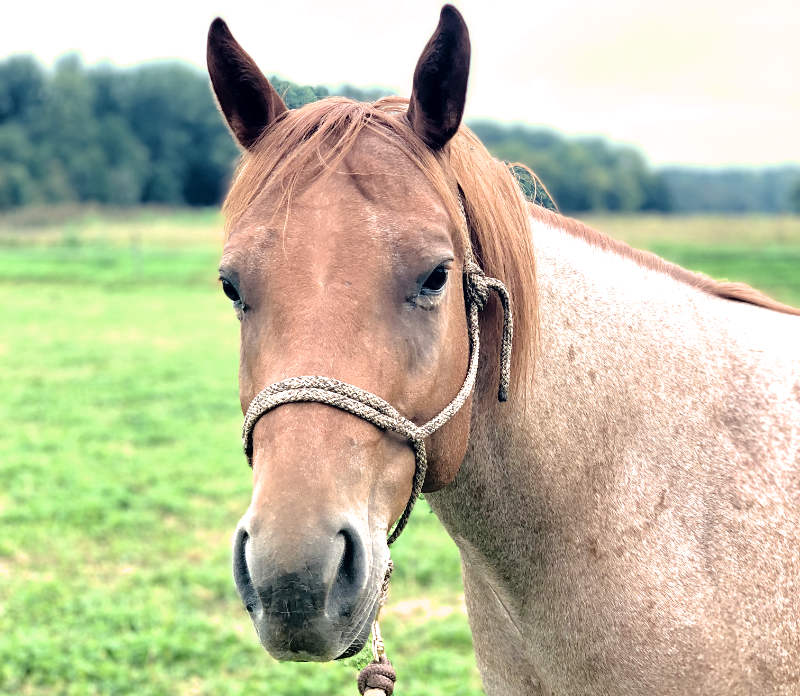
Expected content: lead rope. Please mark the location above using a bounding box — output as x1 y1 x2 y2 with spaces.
240 230 513 696
357 560 395 695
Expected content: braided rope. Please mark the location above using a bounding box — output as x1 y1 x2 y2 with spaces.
485 276 513 402
241 263 512 545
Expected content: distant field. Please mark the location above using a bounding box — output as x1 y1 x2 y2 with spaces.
1 207 798 696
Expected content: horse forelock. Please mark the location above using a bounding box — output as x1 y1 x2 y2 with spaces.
221 95 539 396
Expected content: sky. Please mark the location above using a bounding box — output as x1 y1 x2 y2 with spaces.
3 0 799 167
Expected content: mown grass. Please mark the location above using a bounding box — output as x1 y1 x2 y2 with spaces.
1 208 798 696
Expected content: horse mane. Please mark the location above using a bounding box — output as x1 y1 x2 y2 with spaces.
222 95 539 391
221 92 796 403
530 205 800 316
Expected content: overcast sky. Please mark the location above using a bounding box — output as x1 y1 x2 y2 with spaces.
3 0 799 167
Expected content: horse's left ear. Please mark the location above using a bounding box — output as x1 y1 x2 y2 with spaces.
407 5 471 150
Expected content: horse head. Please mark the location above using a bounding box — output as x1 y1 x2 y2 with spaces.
208 6 479 661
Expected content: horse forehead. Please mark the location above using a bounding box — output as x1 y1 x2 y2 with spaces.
225 132 453 269
251 149 450 258
287 177 449 253
300 132 447 225
338 131 436 201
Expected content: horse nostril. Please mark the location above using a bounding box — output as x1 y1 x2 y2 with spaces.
233 527 258 614
329 527 365 619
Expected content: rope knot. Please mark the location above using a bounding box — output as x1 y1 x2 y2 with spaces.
464 261 490 310
463 260 514 403
357 657 396 695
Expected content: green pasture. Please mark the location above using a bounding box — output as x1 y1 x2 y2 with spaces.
1 208 799 696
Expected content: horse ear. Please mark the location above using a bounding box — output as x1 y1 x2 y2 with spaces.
407 5 471 150
207 18 288 150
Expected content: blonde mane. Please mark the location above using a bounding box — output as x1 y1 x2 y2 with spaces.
223 96 539 390
530 205 800 316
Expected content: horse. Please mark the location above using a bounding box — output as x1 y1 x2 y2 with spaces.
207 5 800 694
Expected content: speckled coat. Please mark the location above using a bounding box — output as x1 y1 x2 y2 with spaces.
430 215 800 695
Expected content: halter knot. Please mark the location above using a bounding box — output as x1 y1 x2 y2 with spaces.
464 260 490 310
357 657 396 695
464 260 514 402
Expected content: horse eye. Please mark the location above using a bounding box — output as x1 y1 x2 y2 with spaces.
221 278 241 303
421 265 449 295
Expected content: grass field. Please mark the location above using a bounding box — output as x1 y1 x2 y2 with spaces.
1 207 799 696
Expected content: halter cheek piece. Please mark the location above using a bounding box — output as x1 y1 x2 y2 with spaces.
240 260 513 545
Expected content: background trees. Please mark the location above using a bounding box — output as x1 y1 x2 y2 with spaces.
0 56 239 209
0 54 798 214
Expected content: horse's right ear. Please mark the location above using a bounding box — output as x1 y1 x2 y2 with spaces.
207 18 288 150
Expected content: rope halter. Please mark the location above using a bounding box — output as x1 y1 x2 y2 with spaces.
240 259 513 545
238 225 514 695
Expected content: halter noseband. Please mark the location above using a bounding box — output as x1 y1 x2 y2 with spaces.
241 253 513 545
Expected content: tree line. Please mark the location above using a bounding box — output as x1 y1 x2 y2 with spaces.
1 54 799 214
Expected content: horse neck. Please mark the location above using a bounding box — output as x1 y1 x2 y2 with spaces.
426 213 799 587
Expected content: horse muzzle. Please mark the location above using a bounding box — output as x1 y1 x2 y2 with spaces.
232 519 380 661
